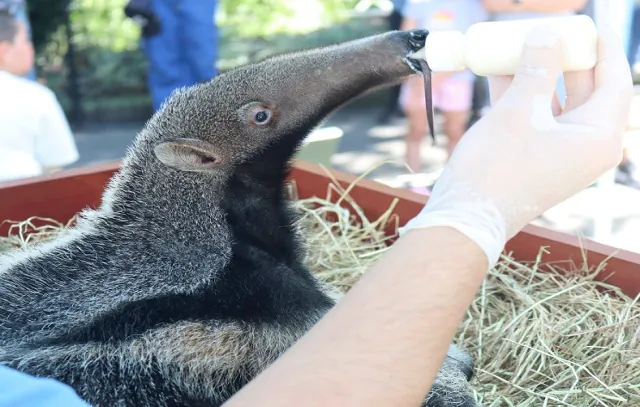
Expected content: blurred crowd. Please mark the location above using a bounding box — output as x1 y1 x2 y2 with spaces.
0 0 639 192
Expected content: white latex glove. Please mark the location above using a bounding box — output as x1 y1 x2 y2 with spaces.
400 24 634 269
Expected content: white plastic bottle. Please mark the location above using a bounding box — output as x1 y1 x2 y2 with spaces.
410 14 598 76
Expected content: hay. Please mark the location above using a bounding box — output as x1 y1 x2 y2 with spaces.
0 215 78 253
2 179 640 406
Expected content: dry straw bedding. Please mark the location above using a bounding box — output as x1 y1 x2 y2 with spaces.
1 179 639 406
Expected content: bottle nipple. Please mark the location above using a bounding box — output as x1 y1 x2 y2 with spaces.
409 31 466 73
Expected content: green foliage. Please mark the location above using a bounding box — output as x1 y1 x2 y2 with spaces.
68 0 140 52
29 0 391 121
217 0 362 38
217 16 387 71
33 0 147 105
26 0 66 51
29 0 385 50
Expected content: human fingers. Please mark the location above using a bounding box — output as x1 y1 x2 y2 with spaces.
563 69 595 113
503 24 564 101
562 25 633 131
594 25 633 92
487 75 513 105
491 79 562 114
551 91 562 116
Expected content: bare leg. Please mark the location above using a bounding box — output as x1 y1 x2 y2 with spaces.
405 107 428 173
400 75 430 173
442 110 469 157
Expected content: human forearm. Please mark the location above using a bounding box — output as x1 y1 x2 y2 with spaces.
223 226 488 407
482 0 588 13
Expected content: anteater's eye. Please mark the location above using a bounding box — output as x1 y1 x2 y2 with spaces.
250 107 273 126
255 111 270 123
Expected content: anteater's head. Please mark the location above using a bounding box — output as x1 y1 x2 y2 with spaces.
127 29 427 188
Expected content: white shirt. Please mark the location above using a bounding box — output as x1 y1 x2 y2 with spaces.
0 70 79 182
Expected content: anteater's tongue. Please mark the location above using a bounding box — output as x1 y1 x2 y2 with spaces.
417 59 435 143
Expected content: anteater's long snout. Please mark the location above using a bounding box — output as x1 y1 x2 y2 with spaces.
262 29 430 121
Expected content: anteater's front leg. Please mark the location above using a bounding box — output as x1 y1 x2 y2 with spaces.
423 345 481 407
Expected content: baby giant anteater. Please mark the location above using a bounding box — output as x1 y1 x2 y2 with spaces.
0 29 480 407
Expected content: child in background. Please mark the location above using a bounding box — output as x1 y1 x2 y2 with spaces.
0 0 35 80
0 11 79 182
399 0 488 184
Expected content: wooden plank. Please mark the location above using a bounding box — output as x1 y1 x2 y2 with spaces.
0 162 120 235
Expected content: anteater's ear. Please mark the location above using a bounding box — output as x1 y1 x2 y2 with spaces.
154 139 222 172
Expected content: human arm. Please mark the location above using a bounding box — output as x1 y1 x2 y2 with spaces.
222 24 633 407
481 0 588 13
224 226 487 407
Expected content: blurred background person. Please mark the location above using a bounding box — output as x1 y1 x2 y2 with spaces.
0 0 35 80
627 1 640 74
588 0 640 189
125 0 220 112
0 10 79 182
399 0 487 188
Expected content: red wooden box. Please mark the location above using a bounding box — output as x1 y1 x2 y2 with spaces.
1 160 639 298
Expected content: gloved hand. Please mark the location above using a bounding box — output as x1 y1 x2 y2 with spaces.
400 24 634 269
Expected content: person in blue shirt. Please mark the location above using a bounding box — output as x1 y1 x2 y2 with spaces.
124 0 220 112
0 364 91 406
